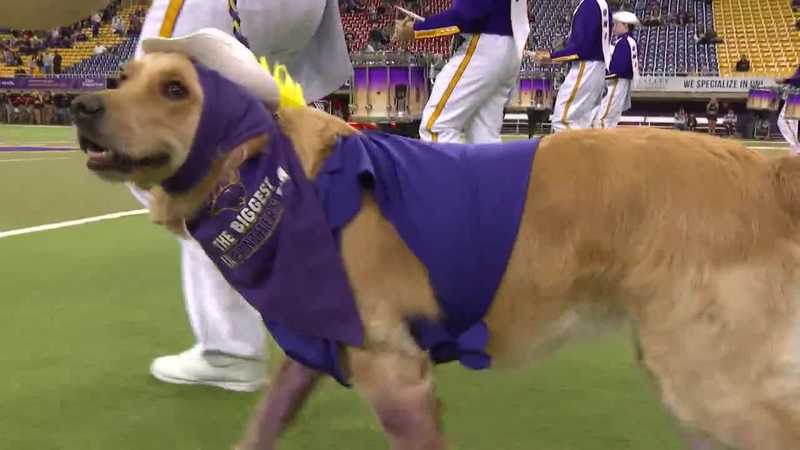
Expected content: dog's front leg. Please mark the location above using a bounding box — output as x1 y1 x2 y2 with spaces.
235 358 321 450
349 348 448 450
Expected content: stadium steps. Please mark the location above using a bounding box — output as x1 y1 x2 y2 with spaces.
341 0 451 55
713 0 800 77
524 0 720 77
0 4 140 78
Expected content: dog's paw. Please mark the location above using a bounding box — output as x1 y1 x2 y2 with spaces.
232 444 276 450
231 443 264 450
233 436 276 450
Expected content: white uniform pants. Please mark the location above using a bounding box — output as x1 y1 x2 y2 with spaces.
550 60 607 132
778 102 800 156
590 78 632 129
419 33 521 144
128 187 266 359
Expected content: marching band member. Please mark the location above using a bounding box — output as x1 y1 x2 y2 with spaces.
591 11 640 129
778 64 800 155
533 0 613 132
393 0 530 143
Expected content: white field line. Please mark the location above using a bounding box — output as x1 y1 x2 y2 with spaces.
0 124 72 129
0 144 76 147
0 157 73 163
0 209 148 240
0 150 77 155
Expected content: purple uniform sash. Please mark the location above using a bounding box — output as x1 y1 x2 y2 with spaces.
316 133 538 370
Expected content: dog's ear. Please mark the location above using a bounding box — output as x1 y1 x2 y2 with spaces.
277 106 358 178
219 137 266 178
771 155 800 220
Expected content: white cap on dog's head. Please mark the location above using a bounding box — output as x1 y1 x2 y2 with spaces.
141 28 280 108
613 11 641 27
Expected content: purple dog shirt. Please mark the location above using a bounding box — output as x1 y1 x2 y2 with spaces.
163 64 364 385
316 133 538 370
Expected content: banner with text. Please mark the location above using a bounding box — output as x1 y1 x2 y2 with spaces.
0 77 106 90
634 76 779 93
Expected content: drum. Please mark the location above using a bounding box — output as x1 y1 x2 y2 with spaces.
349 52 430 123
508 73 555 111
746 88 780 112
784 90 800 120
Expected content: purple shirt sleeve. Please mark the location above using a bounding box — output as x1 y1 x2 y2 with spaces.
606 37 632 79
413 0 495 39
550 0 599 61
788 65 800 87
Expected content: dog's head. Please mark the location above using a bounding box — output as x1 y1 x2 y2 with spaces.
73 52 203 187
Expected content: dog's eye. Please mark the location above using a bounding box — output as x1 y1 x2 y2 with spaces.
119 73 128 82
163 81 188 100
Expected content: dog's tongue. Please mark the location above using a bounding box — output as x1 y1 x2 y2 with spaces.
86 149 129 172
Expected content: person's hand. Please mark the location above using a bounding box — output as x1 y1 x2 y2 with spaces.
391 18 415 45
532 50 552 63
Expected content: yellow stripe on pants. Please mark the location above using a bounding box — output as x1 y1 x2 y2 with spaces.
424 35 481 139
159 0 187 38
599 78 619 129
560 61 586 130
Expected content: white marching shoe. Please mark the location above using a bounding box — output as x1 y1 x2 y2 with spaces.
150 346 268 392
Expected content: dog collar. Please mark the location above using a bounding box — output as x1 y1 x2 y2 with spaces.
161 63 273 194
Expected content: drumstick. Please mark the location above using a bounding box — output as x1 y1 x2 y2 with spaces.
394 5 425 22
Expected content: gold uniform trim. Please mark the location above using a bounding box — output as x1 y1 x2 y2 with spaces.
424 34 481 139
158 0 187 38
560 61 586 129
415 26 461 40
552 54 580 62
599 78 619 128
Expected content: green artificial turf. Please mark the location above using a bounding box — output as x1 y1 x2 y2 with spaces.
0 124 789 449
0 218 682 449
0 124 77 147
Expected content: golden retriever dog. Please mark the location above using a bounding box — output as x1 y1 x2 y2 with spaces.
73 50 800 450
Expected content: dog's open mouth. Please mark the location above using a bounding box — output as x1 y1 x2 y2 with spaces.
79 135 170 173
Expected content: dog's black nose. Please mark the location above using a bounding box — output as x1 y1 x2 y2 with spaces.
71 94 105 122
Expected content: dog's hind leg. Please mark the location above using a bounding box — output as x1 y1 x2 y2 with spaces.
633 327 723 450
676 427 724 450
348 348 447 450
635 283 800 450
